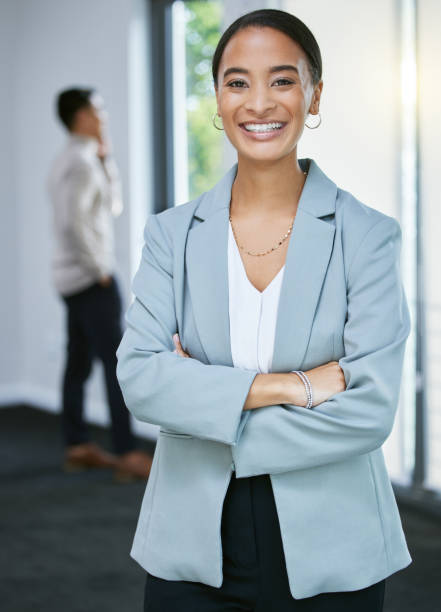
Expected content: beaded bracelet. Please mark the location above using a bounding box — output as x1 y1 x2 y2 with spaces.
291 370 313 410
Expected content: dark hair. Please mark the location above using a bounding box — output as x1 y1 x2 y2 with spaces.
56 87 95 130
212 9 322 88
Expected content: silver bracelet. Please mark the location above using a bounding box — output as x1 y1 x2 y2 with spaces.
291 370 313 410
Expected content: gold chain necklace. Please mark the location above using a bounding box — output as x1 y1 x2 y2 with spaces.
229 171 307 257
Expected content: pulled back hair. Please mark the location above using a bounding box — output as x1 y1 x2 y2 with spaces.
212 9 322 88
56 87 95 130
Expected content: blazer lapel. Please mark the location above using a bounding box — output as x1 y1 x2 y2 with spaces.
186 168 235 367
185 158 337 371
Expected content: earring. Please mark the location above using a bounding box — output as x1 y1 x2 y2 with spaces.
305 112 322 129
212 112 224 131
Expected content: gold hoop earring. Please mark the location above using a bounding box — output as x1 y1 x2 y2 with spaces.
305 112 322 129
212 112 224 131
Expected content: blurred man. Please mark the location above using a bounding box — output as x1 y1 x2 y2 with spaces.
47 87 152 481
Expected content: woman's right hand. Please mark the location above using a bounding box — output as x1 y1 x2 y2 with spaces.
291 361 346 408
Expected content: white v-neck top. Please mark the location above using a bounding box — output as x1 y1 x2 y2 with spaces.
228 220 285 374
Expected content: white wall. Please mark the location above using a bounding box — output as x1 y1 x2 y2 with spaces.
283 0 400 219
0 0 20 391
419 0 441 490
0 0 156 438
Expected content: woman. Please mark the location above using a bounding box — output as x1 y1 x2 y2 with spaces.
116 8 412 611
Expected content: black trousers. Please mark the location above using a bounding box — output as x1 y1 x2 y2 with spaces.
61 276 135 455
144 472 386 611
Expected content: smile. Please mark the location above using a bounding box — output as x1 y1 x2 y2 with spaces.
238 121 288 141
241 122 285 132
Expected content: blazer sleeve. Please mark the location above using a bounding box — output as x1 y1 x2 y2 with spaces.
115 213 258 445
231 216 411 477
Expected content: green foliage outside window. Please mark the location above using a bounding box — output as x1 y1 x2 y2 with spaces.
184 1 224 199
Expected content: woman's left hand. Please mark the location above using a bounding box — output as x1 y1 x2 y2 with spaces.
173 333 191 358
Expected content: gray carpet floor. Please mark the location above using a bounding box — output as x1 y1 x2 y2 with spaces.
0 405 440 611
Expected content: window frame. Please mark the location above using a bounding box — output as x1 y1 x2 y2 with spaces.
150 0 176 212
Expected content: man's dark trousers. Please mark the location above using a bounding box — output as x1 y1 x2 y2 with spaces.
61 276 135 454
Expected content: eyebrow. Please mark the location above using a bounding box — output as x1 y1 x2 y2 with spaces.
222 64 299 79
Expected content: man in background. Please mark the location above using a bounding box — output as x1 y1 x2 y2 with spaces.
47 87 152 481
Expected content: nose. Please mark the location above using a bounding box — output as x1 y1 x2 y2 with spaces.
243 82 277 115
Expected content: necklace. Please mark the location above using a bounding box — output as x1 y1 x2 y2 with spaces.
229 170 307 257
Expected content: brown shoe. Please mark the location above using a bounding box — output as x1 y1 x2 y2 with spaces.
63 442 118 472
114 450 153 483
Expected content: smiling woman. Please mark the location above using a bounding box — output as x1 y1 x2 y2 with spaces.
213 24 322 154
116 8 411 611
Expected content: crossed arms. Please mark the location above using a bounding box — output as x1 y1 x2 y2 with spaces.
116 212 411 476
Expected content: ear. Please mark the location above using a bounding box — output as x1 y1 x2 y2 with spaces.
214 84 220 111
309 80 323 114
75 107 89 122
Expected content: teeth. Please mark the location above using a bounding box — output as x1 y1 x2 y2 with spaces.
243 122 283 132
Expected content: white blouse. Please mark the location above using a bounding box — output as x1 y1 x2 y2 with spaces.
228 220 285 374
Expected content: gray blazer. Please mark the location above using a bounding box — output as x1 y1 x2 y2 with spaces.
116 157 412 599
